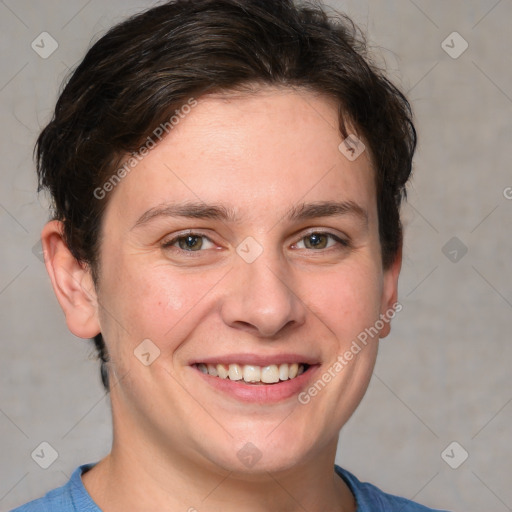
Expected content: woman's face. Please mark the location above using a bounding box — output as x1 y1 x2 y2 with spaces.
92 86 400 474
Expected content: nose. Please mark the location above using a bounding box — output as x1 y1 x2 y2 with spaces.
219 246 307 338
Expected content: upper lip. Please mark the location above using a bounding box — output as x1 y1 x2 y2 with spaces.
189 353 320 367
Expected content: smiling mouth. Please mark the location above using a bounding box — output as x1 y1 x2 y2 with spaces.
193 362 311 385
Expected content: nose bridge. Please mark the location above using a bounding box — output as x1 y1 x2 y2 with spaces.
220 238 305 337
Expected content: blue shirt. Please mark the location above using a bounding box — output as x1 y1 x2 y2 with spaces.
10 463 450 511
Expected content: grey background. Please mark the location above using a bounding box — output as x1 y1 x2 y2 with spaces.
1 1 511 511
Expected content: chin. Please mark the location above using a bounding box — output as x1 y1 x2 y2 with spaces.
201 433 319 478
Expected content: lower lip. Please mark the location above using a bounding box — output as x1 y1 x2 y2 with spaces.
191 365 320 403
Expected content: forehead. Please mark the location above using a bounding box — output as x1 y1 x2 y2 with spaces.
105 86 377 227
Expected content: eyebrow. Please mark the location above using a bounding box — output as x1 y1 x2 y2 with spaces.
287 200 368 226
132 200 368 229
133 202 238 228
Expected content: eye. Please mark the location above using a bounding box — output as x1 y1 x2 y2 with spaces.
162 232 216 252
294 231 349 250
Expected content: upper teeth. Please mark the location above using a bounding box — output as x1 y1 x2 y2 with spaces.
196 363 305 383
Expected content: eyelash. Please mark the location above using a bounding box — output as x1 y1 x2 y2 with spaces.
294 231 350 250
161 230 350 254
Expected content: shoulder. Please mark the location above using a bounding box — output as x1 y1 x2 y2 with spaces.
9 463 100 512
335 465 451 512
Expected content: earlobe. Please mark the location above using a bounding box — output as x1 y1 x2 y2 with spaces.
41 220 101 339
378 243 403 339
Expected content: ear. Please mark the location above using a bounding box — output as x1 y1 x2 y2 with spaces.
41 220 101 339
378 242 402 339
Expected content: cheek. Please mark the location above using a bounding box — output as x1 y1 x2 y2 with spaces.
98 259 223 353
297 261 383 343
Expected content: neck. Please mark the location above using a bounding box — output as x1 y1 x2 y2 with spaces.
81 396 356 512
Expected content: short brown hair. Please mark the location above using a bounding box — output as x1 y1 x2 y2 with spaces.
35 0 416 391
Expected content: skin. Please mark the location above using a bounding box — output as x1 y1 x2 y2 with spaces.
42 86 401 512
